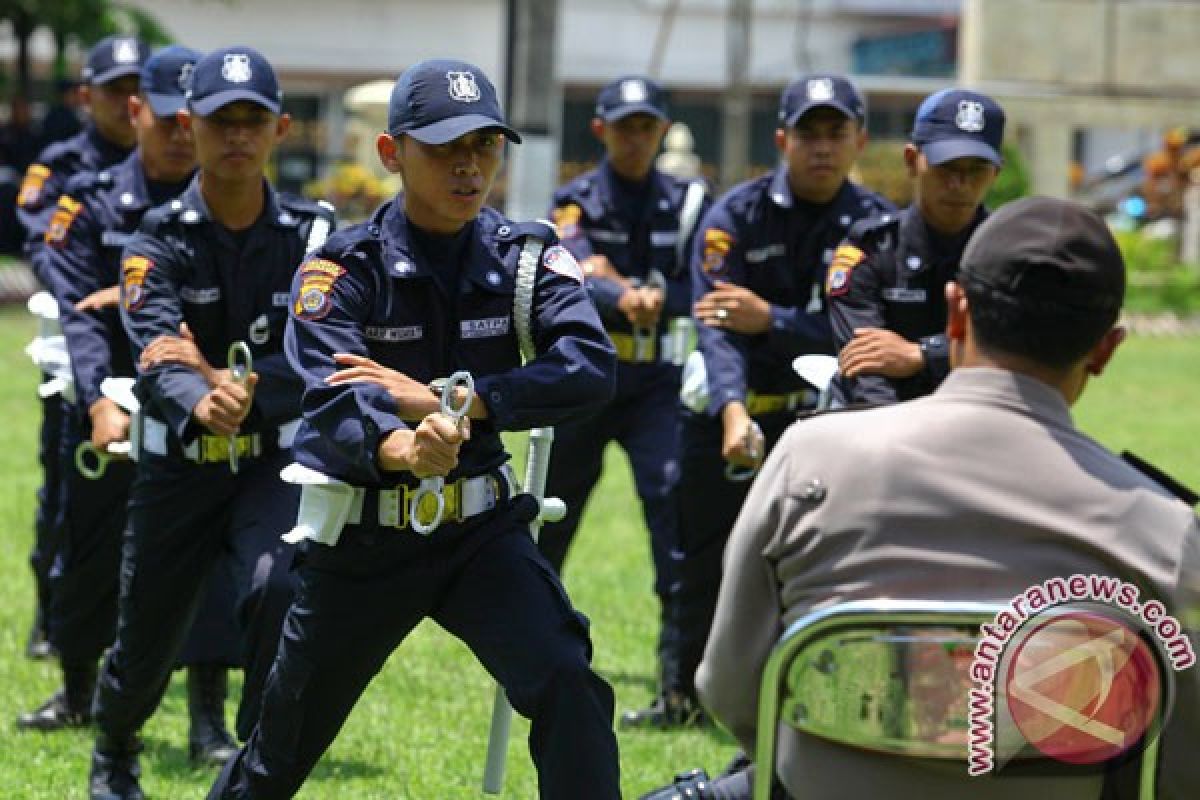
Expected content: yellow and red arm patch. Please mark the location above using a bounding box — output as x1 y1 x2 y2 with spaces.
550 203 583 239
293 258 346 321
702 228 734 274
825 244 866 297
121 255 154 312
17 164 51 209
45 195 84 247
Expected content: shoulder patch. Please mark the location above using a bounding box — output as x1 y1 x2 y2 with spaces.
293 257 346 321
551 203 583 239
826 244 866 297
17 164 51 209
45 195 84 247
121 255 154 312
542 245 583 284
702 228 734 275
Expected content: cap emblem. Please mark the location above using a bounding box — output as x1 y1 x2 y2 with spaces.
620 79 647 104
113 39 139 64
807 78 834 102
447 71 481 103
177 62 194 91
955 100 986 133
222 53 253 84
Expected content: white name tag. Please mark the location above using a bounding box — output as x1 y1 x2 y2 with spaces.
586 228 630 244
102 231 132 248
272 292 290 307
180 286 220 304
461 317 510 339
651 230 679 247
365 325 423 342
883 288 927 303
744 243 787 264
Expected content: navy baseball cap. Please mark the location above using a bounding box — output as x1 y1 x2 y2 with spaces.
388 59 521 145
595 76 668 122
82 35 149 85
960 197 1124 312
911 89 1005 167
141 46 202 117
187 46 282 116
779 74 866 127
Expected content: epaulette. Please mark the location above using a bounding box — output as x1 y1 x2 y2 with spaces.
794 403 878 423
499 219 558 245
63 169 114 197
138 198 187 233
1121 451 1199 507
279 193 334 219
846 210 900 243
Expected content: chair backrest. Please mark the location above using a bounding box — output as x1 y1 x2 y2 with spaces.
753 599 1167 800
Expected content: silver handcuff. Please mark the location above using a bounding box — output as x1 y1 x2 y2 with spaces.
75 439 132 480
409 370 474 535
226 341 253 474
724 417 765 483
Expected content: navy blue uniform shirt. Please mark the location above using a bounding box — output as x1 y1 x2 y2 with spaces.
828 204 988 405
19 125 132 263
285 199 617 489
38 153 191 413
551 160 709 336
693 166 893 415
119 177 334 446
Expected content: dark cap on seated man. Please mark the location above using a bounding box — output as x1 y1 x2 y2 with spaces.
186 45 282 115
778 74 866 127
594 76 669 122
82 35 150 85
141 45 202 117
387 58 521 144
911 88 1005 167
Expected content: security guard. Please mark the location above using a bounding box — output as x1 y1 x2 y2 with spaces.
209 59 621 799
87 46 331 800
651 74 893 728
23 46 243 766
829 89 1005 405
545 75 709 708
20 34 149 661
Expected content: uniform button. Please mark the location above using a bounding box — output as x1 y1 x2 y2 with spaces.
489 390 502 404
182 210 200 223
171 200 183 210
497 225 511 237
838 214 851 227
486 271 501 285
120 192 135 206
906 256 922 270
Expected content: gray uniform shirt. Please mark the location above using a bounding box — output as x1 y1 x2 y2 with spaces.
697 367 1200 800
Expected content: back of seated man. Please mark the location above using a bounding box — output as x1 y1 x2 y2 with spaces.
686 196 1199 800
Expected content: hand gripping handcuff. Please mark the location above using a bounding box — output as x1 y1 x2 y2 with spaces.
409 370 474 535
226 341 253 474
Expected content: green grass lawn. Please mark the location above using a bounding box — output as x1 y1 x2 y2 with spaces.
0 306 1196 798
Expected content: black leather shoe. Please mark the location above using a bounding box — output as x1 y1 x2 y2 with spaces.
638 768 712 799
89 737 144 800
17 690 92 731
187 664 238 766
620 690 706 730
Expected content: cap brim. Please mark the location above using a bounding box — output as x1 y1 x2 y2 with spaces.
601 103 667 122
89 64 142 85
145 92 187 117
190 89 281 116
404 114 522 145
922 139 1003 167
785 101 858 127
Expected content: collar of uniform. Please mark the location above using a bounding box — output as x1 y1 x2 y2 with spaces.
767 165 794 209
110 152 152 212
464 209 515 292
378 198 432 280
935 367 1074 431
85 122 132 168
895 205 928 272
174 175 287 229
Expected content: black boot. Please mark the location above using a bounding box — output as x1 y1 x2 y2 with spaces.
187 664 238 766
17 662 96 731
638 768 713 800
89 734 144 800
619 688 706 730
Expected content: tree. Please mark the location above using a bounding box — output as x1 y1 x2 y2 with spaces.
1 0 171 100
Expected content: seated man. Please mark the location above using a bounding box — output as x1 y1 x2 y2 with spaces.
658 197 1199 799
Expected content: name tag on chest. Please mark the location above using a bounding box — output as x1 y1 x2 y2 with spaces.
460 317 510 339
883 287 927 303
650 230 679 247
102 231 132 249
180 286 221 304
272 292 290 307
366 325 423 342
744 243 787 264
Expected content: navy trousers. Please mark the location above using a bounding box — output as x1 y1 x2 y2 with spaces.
209 507 621 800
92 447 298 743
